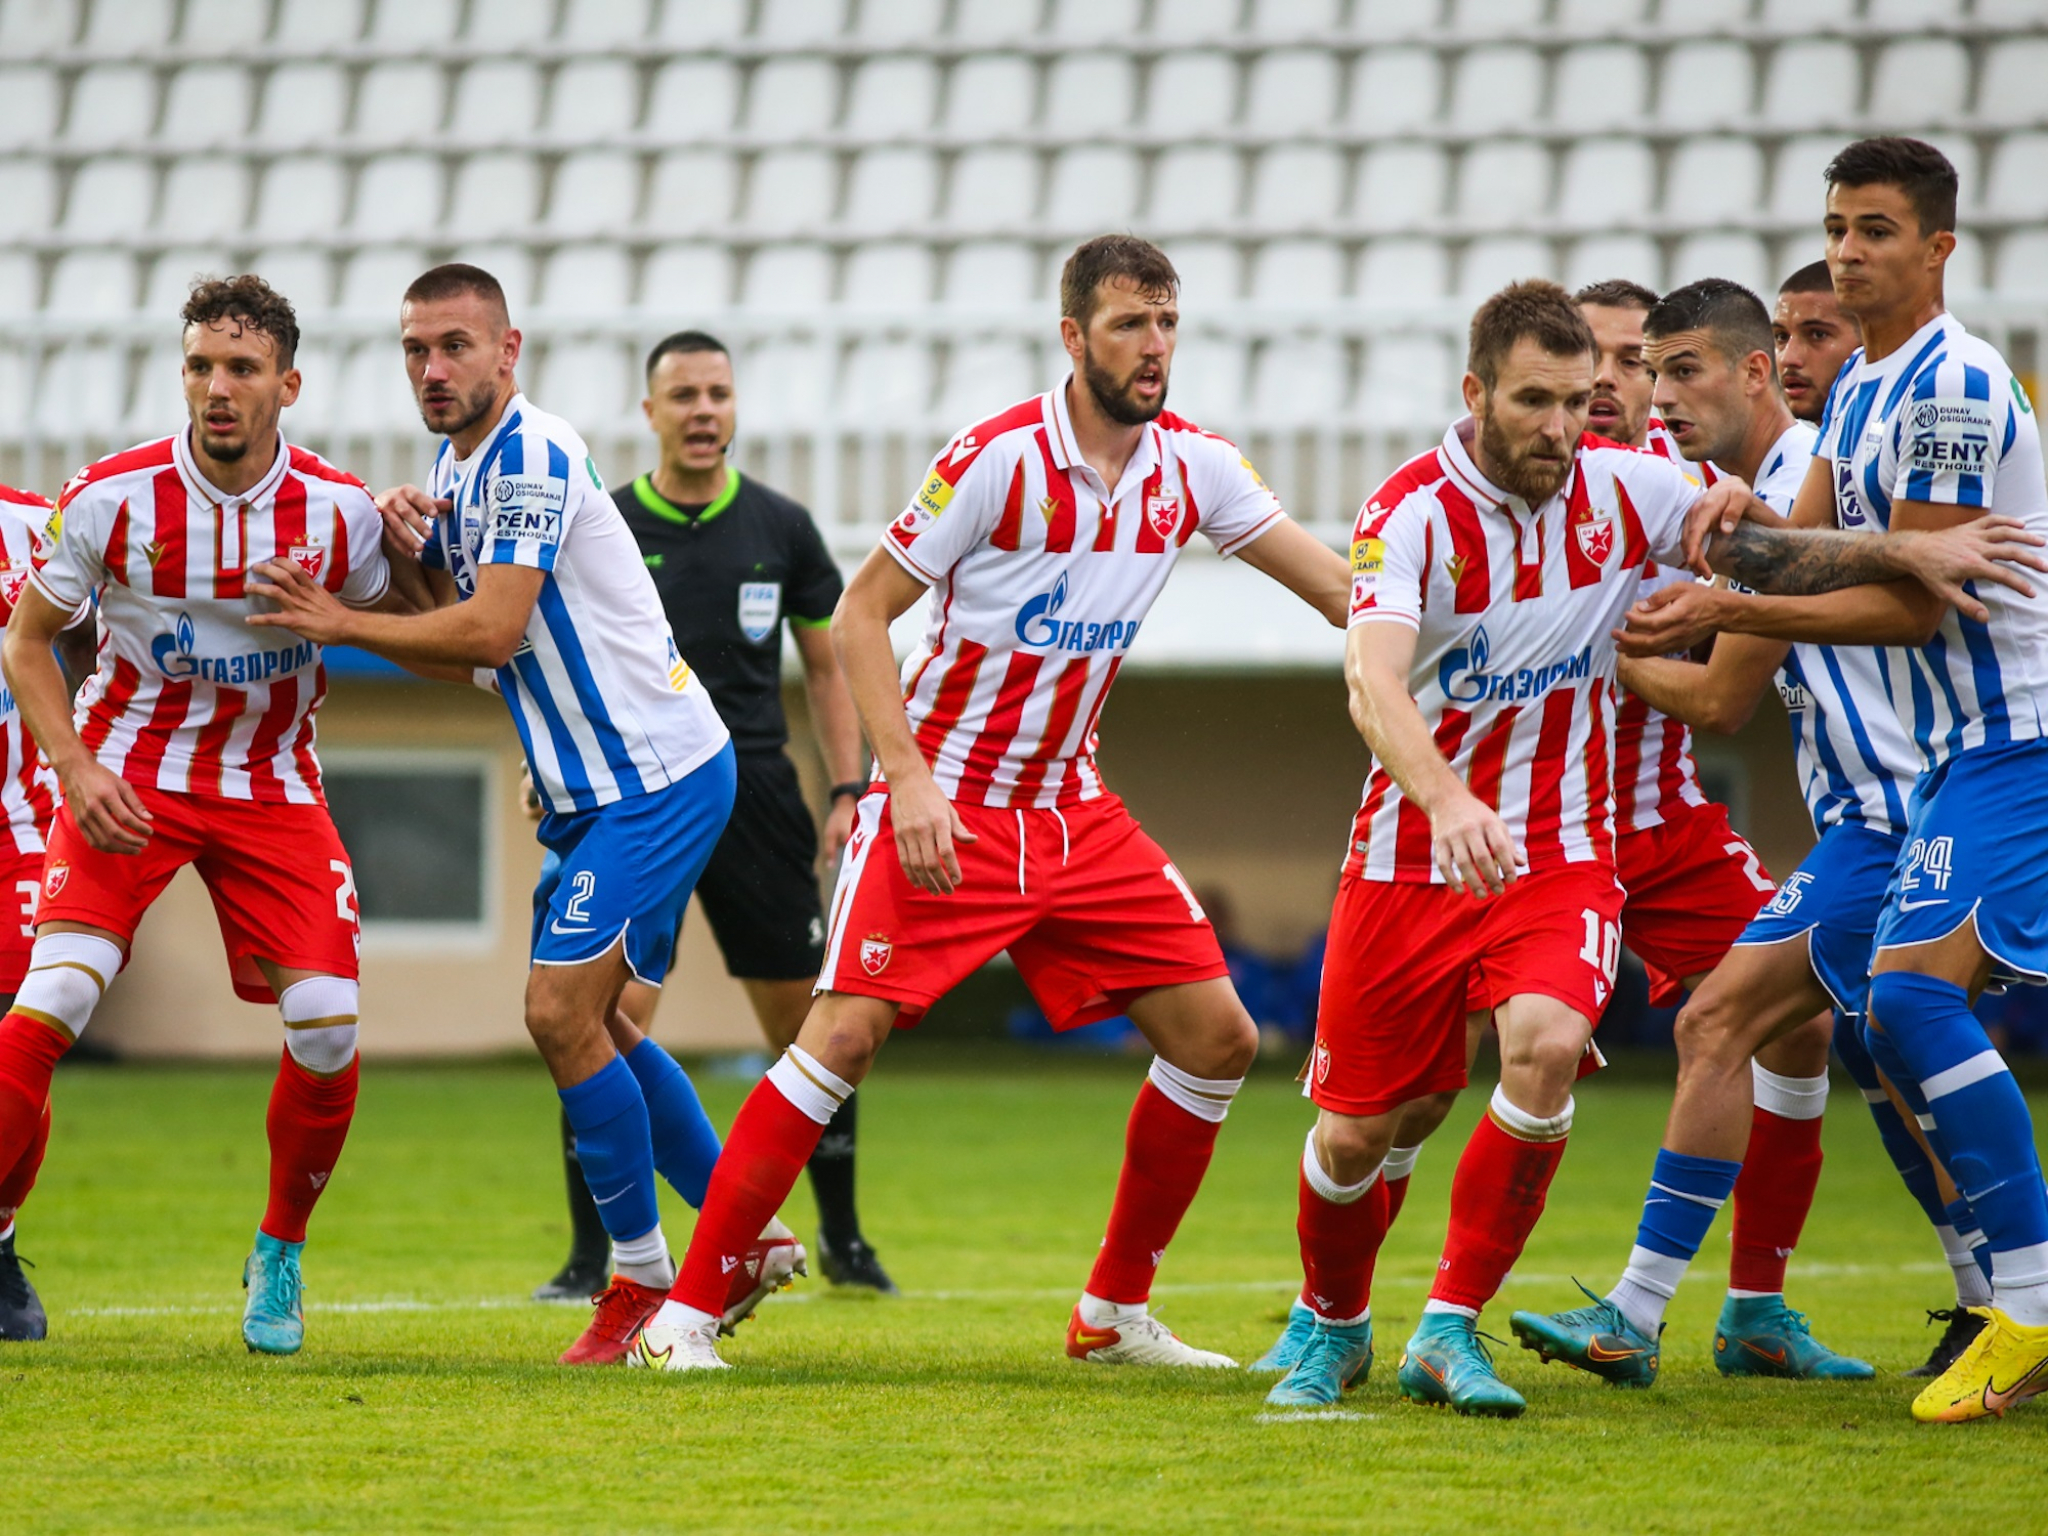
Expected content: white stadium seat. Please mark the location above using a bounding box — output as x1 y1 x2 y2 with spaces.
1996 230 2048 297
354 63 446 147
1761 0 1852 23
840 339 934 423
129 339 192 434
1049 0 1144 44
1147 52 1238 136
742 337 835 429
337 247 429 317
0 252 37 317
447 154 540 240
1247 145 1344 227
1170 239 1241 306
756 0 847 45
942 241 1040 306
246 249 333 315
1354 144 1447 234
1946 230 1987 298
539 245 632 315
550 151 640 233
1758 42 1858 132
1982 41 2048 129
944 148 1040 234
1248 336 1348 425
1461 235 1556 295
1453 0 1544 32
842 149 940 236
141 247 228 313
0 69 57 152
1347 49 1443 135
1359 334 1453 425
274 0 361 46
463 0 553 43
561 0 649 43
1251 239 1347 302
1254 0 1342 29
1045 147 1140 230
65 66 157 148
1153 0 1241 35
1986 134 2048 222
157 156 250 242
47 251 138 316
0 160 57 238
1666 137 1765 227
1457 141 1552 228
937 338 1037 426
36 345 130 439
654 0 744 41
449 243 534 309
1975 0 2048 21
0 344 29 435
336 341 417 432
1244 49 1340 135
1563 234 1660 295
1555 139 1653 233
842 242 936 310
1150 146 1242 228
741 245 835 311
87 0 173 49
855 0 944 45
0 0 78 50
451 62 543 141
368 0 459 45
647 61 740 140
745 59 840 142
742 150 839 235
1654 42 1754 133
1866 0 1953 20
643 151 739 236
158 65 252 149
537 341 631 427
640 242 734 311
350 155 444 241
1352 0 1426 34
1550 45 1649 133
844 56 941 138
1669 233 1768 295
1161 336 1246 427
254 65 348 151
945 55 1037 139
280 342 339 435
1357 237 1450 303
1448 48 1545 137
547 60 639 140
1869 40 1969 126
1769 136 1840 226
951 0 1031 42
1045 55 1137 135
1558 0 1648 23
64 157 156 239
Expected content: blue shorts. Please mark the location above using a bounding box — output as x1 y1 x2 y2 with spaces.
1872 737 2048 986
530 743 737 984
1733 821 1901 1019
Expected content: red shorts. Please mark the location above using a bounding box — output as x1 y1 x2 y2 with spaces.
0 848 43 993
1617 803 1775 1006
819 791 1228 1029
41 785 360 1003
1311 863 1625 1118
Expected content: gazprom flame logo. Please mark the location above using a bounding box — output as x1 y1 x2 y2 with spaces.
151 611 199 678
1438 623 1590 704
1015 572 1071 645
1013 571 1140 654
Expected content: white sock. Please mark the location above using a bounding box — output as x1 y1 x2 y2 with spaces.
1938 1223 1994 1308
1726 1288 1780 1301
1608 1245 1687 1338
1078 1290 1146 1328
0 1217 13 1244
1992 1242 2048 1328
1301 1129 1381 1206
650 1298 719 1332
611 1226 675 1290
1381 1145 1422 1182
1420 1298 1477 1319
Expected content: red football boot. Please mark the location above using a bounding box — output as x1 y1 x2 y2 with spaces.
719 1216 808 1335
558 1276 666 1365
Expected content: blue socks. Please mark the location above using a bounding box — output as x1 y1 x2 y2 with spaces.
1833 1010 1953 1229
557 1054 661 1246
624 1037 723 1209
1636 1148 1743 1261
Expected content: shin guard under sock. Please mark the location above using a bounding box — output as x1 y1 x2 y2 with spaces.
1428 1087 1570 1315
1085 1064 1238 1306
1728 1066 1827 1295
623 1037 723 1208
261 1048 359 1244
557 1053 661 1248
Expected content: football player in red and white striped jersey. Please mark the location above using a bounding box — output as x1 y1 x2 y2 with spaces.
0 275 419 1355
631 236 1353 1374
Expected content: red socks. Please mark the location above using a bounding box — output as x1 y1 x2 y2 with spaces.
1384 1172 1412 1229
671 1077 824 1315
1429 1092 1569 1312
0 1096 50 1219
1729 1105 1825 1293
260 1048 359 1245
1296 1163 1390 1321
1085 1080 1224 1305
0 1013 69 1189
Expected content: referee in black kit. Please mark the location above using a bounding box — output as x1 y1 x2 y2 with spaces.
534 330 894 1298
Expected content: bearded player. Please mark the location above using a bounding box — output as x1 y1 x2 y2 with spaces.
627 234 1352 1374
1774 261 1862 426
0 276 409 1355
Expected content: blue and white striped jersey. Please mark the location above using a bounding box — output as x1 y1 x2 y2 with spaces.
423 393 730 814
1817 313 2048 773
1753 424 1920 836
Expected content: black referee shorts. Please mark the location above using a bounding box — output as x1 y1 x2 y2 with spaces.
685 750 828 983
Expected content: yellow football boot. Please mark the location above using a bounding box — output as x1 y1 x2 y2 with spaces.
1911 1306 2048 1423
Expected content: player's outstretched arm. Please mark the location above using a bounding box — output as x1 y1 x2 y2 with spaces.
1 586 151 853
1615 630 1790 736
247 557 543 671
1233 517 1350 627
834 548 976 896
1345 621 1521 896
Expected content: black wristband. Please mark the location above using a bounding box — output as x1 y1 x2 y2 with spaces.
830 781 865 802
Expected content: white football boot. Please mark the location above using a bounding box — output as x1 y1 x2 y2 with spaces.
718 1215 807 1335
1066 1305 1238 1367
628 1310 730 1372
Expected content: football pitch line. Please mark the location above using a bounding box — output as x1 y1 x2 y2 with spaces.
65 1259 1950 1319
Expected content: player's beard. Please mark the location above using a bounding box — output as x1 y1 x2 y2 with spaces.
1082 346 1167 426
418 378 500 439
1478 409 1574 504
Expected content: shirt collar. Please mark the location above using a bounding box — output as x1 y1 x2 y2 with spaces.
173 425 290 509
1045 376 1162 497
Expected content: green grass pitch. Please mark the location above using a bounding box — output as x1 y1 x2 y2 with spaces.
5 1046 2041 1533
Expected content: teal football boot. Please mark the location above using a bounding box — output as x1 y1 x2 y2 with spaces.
1397 1311 1526 1417
1510 1280 1661 1387
1266 1317 1374 1406
1713 1294 1874 1380
1249 1299 1317 1373
241 1232 305 1356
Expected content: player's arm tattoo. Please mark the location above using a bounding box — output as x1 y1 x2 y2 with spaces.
1703 521 1904 595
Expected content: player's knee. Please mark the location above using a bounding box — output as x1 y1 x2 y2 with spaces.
12 932 122 1041
1671 984 1754 1068
279 976 359 1076
1315 1112 1393 1185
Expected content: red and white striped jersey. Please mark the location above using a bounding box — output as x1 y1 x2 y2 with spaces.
1344 419 1702 883
0 484 63 854
883 384 1284 808
33 431 390 805
1609 419 1721 832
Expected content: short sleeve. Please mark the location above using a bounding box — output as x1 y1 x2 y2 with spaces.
1189 440 1285 557
881 436 1006 584
1347 496 1426 630
1621 455 1705 570
336 491 393 608
29 479 106 613
477 432 573 572
1894 365 2000 509
783 504 844 625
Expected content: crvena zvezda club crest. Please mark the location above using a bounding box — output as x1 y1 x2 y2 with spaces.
860 934 892 975
1146 493 1180 539
1574 510 1615 565
289 544 326 579
0 569 26 607
43 861 68 899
